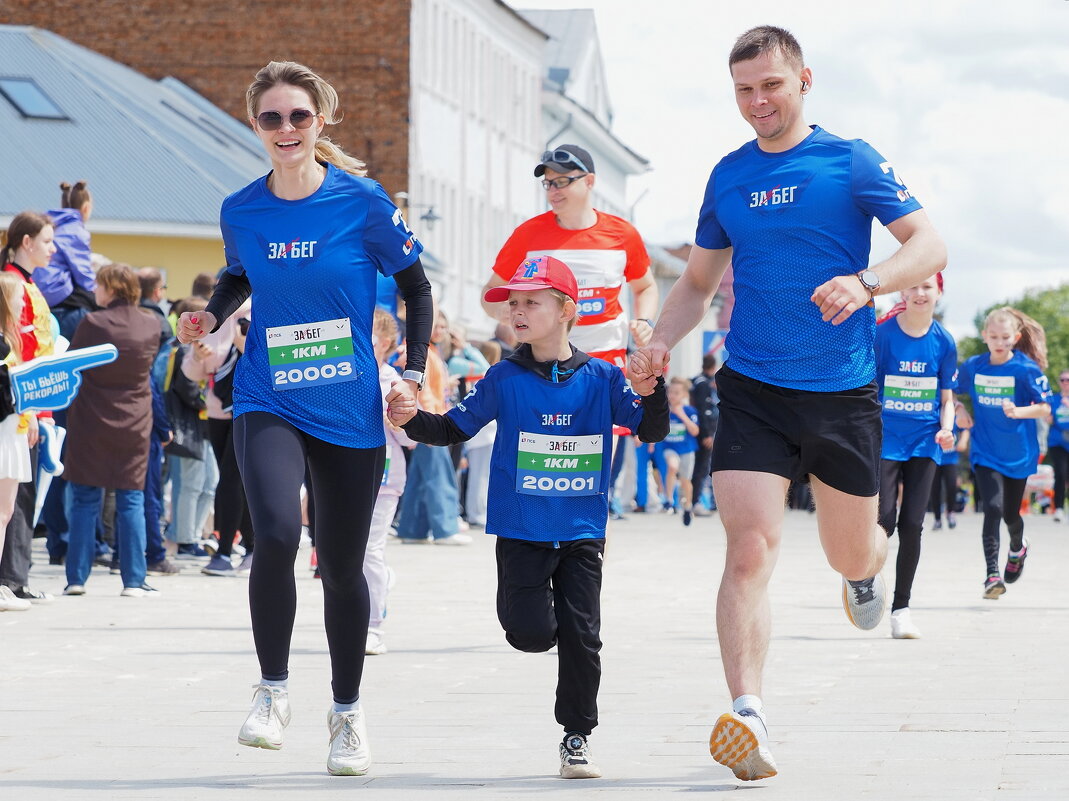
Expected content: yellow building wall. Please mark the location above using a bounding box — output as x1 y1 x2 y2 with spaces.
90 233 225 301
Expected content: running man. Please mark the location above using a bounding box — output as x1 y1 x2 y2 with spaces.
628 26 947 781
481 145 658 369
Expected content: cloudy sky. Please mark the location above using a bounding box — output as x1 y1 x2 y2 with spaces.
517 0 1069 338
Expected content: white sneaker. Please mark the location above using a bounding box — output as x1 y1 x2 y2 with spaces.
842 573 888 631
120 584 161 598
709 710 777 781
365 628 387 656
0 585 31 611
559 732 602 779
434 533 472 546
238 684 291 750
1054 508 1065 523
327 706 371 775
890 608 922 639
63 585 86 596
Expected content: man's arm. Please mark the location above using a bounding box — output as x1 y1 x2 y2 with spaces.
628 245 732 381
811 209 947 325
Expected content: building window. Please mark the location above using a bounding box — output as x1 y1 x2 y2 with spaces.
0 77 68 120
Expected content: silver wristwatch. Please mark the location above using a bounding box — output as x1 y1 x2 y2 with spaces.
401 370 425 390
856 269 880 298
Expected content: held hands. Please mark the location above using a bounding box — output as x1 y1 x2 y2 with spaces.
811 275 872 326
385 380 418 426
177 311 217 344
629 318 655 348
628 342 670 397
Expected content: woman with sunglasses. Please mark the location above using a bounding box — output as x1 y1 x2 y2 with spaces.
873 273 957 639
1046 369 1069 522
176 61 432 777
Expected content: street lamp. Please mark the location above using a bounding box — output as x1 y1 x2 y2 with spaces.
393 191 442 231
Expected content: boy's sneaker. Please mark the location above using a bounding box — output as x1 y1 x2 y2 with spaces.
947 512 957 529
239 684 291 750
842 574 887 631
365 628 387 656
559 732 601 779
709 710 777 781
932 518 943 531
890 608 922 639
176 543 210 559
1054 508 1065 523
682 508 693 527
202 554 235 576
326 706 371 775
983 574 1006 600
63 584 86 596
1004 539 1029 584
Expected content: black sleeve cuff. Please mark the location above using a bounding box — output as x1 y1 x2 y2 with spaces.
636 376 670 443
204 271 253 332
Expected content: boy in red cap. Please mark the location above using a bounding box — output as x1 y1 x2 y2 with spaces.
387 255 668 779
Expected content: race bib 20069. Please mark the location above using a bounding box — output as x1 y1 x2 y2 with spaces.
266 318 359 391
516 431 602 496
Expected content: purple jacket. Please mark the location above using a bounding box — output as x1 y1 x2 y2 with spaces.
37 208 94 307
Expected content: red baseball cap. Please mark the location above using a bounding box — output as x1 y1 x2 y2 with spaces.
483 256 578 303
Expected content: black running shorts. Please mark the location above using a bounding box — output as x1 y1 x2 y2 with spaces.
710 364 882 497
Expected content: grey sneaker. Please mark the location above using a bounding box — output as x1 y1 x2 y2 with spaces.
842 574 887 630
709 710 777 781
559 732 601 779
327 706 371 776
238 684 291 750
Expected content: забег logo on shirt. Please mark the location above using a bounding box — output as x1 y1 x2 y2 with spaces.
267 239 318 259
748 185 798 208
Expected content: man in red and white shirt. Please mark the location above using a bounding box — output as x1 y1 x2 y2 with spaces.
481 145 658 368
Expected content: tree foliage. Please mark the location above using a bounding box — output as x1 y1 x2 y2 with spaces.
956 283 1069 382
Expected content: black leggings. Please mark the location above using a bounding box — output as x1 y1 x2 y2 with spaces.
208 417 254 556
928 463 959 520
878 457 937 611
973 465 1027 577
1047 445 1068 511
234 412 385 704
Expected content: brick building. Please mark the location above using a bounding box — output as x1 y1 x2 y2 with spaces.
1 0 413 196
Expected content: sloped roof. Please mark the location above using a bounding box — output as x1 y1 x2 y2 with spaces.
1 25 269 235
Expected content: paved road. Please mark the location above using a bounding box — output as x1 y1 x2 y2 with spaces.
3 506 1068 799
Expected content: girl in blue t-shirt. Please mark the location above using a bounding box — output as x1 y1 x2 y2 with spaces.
658 377 701 525
957 307 1052 600
177 61 433 777
874 274 957 639
1046 369 1069 522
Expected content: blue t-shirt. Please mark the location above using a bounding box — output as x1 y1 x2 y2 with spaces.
220 164 423 447
1048 394 1069 450
957 351 1052 479
658 405 698 456
874 318 957 461
444 357 648 543
695 126 922 391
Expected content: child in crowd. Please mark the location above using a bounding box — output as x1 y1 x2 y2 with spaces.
659 376 700 525
957 307 1051 599
365 309 413 656
386 256 668 779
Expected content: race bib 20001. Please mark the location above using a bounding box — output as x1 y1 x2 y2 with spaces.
516 431 603 496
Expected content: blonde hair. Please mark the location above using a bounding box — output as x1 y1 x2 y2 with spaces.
246 61 367 177
373 308 399 349
984 306 1048 369
0 272 25 363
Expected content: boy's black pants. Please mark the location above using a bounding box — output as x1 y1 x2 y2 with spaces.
495 536 604 736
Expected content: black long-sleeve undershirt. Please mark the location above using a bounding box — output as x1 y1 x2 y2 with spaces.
402 368 669 447
202 259 433 374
